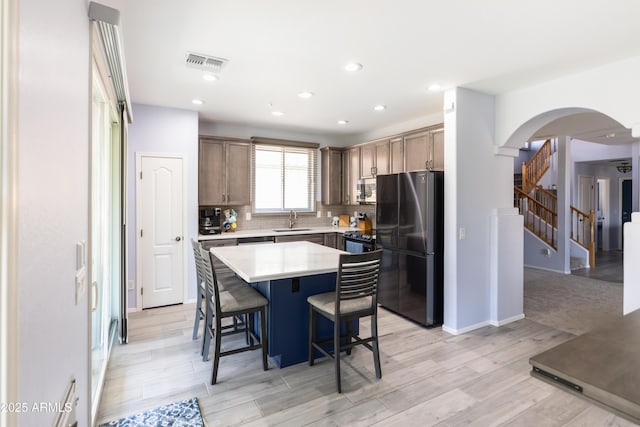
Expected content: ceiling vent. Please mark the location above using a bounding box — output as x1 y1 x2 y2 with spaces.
185 52 228 73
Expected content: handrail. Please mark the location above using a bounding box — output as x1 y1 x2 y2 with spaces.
514 187 557 249
532 185 557 213
570 206 595 268
521 139 553 194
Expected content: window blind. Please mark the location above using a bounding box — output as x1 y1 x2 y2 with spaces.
252 142 317 214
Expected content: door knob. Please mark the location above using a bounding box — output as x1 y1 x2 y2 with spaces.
175 236 182 242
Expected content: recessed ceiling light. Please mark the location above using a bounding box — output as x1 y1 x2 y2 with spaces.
606 133 616 138
191 99 204 105
344 62 363 72
202 74 218 82
428 84 442 92
298 91 314 99
337 120 349 125
272 111 285 116
374 104 386 111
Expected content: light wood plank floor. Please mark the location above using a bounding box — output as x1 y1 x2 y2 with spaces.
97 269 638 426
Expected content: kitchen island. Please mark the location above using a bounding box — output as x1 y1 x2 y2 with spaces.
210 241 355 367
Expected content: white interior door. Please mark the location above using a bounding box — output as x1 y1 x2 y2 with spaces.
139 155 184 309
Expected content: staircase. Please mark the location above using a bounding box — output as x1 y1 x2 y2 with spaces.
514 139 596 267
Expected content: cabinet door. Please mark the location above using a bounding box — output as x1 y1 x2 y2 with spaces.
431 128 444 171
225 142 251 205
360 144 376 178
199 139 225 205
390 137 404 173
349 147 360 204
321 148 342 205
342 150 350 204
323 233 337 248
404 131 429 172
375 140 390 175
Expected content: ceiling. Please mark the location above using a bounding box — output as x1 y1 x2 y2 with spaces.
102 0 640 139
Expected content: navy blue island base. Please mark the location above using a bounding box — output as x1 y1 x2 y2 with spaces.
251 273 358 368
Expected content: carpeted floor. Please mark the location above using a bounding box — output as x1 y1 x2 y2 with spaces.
524 267 623 336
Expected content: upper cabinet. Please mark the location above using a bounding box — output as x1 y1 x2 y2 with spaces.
431 127 444 171
390 137 404 174
404 125 444 172
404 130 430 172
342 146 360 205
361 139 390 178
321 147 342 205
199 137 251 206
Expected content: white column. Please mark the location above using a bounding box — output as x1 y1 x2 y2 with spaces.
624 212 640 315
490 208 524 325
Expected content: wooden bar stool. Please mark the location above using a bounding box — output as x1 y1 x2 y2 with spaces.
307 250 383 393
199 247 269 385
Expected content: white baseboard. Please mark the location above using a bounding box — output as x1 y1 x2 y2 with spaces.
442 320 491 335
524 264 568 274
127 307 137 313
490 313 525 327
184 298 196 304
443 313 525 335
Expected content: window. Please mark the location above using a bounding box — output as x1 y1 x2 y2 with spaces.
252 141 318 214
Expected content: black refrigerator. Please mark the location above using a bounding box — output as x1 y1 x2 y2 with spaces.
376 171 444 326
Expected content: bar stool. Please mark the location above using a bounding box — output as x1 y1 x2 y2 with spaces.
199 246 269 385
307 250 383 393
190 239 208 340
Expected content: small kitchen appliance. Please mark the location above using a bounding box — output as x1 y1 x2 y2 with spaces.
199 207 222 235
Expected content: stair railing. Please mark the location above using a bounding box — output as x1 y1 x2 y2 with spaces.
570 206 596 268
514 187 557 249
521 139 553 194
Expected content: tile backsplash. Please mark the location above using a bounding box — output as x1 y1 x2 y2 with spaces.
215 203 375 232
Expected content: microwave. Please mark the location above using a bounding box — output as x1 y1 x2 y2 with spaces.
357 178 376 204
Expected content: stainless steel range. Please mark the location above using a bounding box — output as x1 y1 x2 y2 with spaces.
342 230 376 253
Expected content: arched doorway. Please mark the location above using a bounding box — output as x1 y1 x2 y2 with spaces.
505 109 637 334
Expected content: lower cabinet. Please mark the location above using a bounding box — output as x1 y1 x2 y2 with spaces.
274 233 324 244
199 238 238 275
323 233 337 248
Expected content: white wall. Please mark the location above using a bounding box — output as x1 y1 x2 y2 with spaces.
496 55 640 148
127 104 199 308
443 87 517 334
18 0 90 425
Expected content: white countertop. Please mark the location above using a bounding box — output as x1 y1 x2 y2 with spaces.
210 241 348 282
199 226 356 241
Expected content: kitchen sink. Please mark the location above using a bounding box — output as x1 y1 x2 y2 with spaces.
272 228 312 232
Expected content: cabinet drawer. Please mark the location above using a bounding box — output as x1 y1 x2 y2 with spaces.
274 233 325 244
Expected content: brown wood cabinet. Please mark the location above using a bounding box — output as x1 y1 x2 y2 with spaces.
431 127 444 171
199 137 251 206
341 147 360 205
274 233 324 244
320 147 342 205
403 126 444 172
404 130 430 172
361 139 390 178
390 137 404 173
323 233 337 248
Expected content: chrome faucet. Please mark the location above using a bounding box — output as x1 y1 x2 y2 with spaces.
288 210 297 228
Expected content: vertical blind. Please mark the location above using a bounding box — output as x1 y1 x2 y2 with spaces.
252 142 317 213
